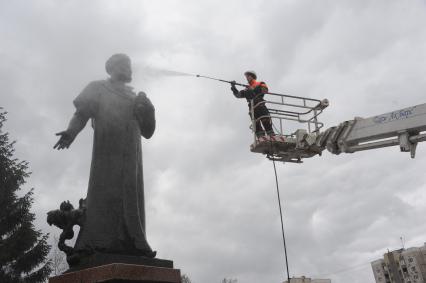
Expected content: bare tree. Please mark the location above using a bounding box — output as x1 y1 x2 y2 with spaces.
181 274 192 283
50 235 68 275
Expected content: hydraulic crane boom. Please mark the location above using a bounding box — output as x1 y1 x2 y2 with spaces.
318 103 426 158
250 93 426 163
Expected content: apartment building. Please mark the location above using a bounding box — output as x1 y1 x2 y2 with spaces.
371 243 426 283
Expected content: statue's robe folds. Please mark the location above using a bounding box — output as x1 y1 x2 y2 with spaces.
66 79 155 256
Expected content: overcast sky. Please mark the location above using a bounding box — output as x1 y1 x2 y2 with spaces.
1 1 426 282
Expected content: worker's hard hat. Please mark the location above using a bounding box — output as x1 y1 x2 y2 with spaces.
244 70 257 79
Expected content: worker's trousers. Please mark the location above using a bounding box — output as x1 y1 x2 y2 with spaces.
249 105 274 136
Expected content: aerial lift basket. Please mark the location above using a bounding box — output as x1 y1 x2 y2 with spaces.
249 91 329 163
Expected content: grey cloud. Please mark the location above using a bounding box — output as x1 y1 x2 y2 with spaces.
1 1 426 283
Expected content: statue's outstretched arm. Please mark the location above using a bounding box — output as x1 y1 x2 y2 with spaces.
54 81 98 150
54 111 89 150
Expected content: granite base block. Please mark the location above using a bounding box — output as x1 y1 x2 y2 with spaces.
49 263 181 283
67 252 174 272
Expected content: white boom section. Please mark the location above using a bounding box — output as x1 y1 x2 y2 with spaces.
319 103 426 158
249 89 426 162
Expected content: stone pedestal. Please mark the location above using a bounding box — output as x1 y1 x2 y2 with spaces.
49 263 181 283
67 252 174 272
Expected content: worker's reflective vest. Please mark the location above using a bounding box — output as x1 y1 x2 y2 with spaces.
249 80 268 91
245 80 268 107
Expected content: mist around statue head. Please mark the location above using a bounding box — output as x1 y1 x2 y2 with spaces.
105 53 132 83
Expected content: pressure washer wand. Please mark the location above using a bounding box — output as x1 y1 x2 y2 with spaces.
196 74 248 87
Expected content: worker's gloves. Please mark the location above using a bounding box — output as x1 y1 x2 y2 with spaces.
230 81 239 95
231 86 238 94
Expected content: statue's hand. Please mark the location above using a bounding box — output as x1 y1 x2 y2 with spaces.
54 130 75 150
134 92 153 116
135 92 150 108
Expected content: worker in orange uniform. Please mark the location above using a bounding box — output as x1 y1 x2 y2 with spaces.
231 70 275 137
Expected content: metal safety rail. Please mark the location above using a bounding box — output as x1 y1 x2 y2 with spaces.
250 92 329 138
249 91 329 162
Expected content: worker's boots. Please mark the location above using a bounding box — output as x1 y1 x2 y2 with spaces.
266 130 275 136
256 131 265 138
256 131 275 138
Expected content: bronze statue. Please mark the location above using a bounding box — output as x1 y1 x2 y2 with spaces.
51 54 157 266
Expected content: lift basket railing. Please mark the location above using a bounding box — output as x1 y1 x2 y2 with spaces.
249 91 329 141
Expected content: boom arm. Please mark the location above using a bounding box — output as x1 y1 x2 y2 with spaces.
250 90 426 163
317 103 426 158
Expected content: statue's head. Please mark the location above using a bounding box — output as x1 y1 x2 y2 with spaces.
105 53 132 83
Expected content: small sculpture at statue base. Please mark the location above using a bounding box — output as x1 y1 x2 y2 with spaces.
47 199 86 266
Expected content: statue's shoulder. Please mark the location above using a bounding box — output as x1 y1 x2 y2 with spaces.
81 80 111 96
79 80 106 93
75 80 107 106
87 80 108 89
